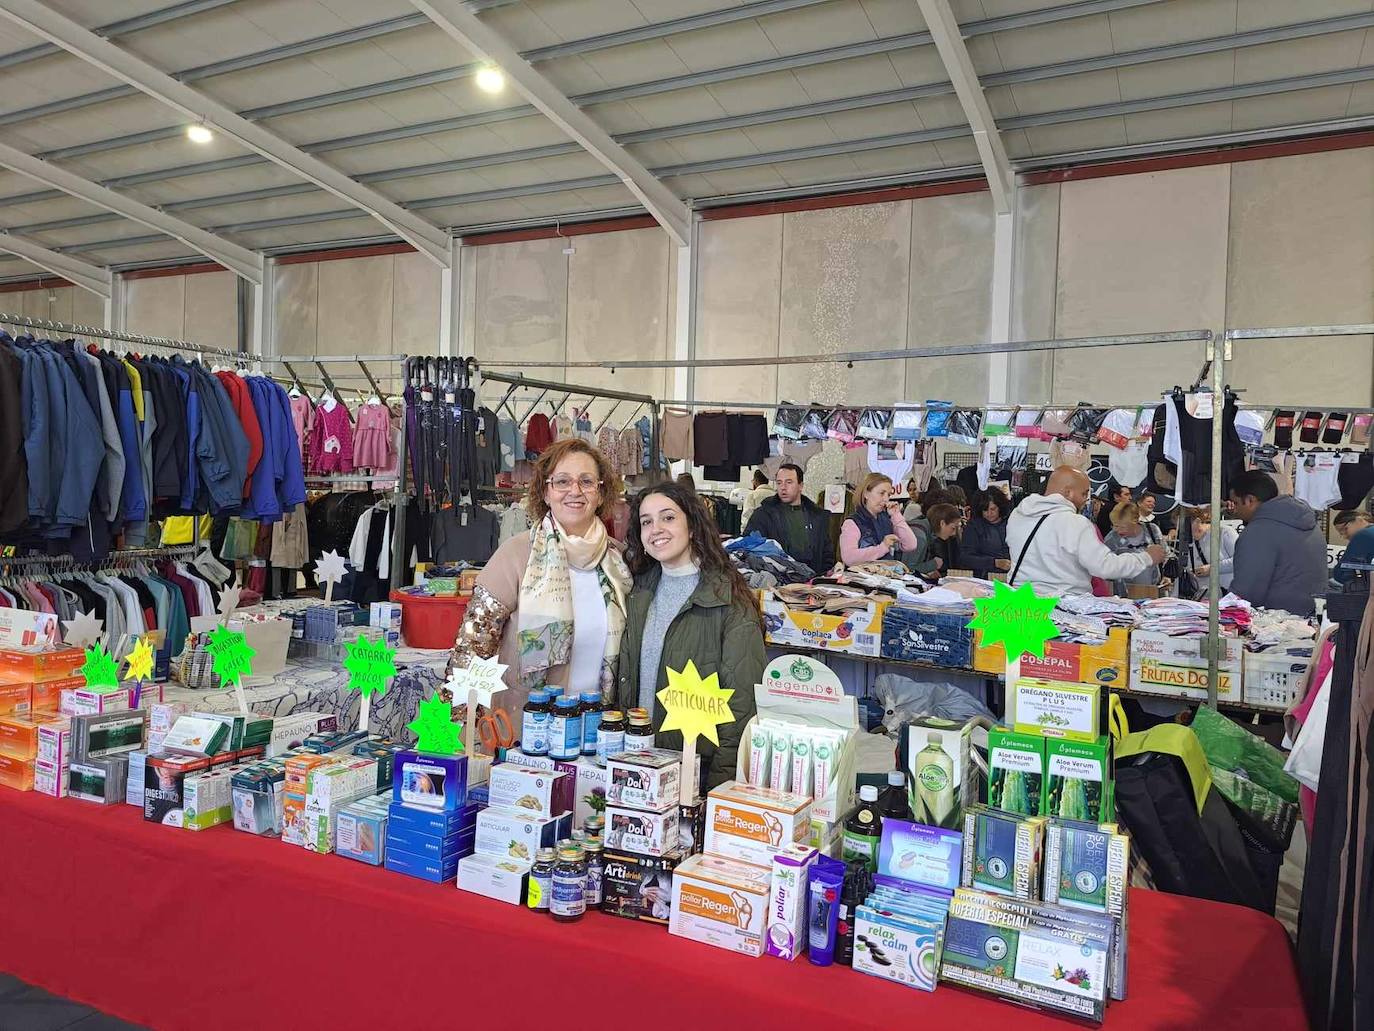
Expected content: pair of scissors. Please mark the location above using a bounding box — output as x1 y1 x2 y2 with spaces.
476 708 515 753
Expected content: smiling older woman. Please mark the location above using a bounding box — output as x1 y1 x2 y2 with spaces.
447 438 631 723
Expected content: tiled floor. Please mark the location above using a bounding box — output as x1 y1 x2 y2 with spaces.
0 976 143 1031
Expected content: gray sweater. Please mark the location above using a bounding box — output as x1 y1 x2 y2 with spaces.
638 567 701 711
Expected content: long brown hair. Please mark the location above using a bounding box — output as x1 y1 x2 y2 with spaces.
524 438 623 524
624 482 762 623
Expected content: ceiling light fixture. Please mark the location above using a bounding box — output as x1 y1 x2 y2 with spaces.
475 65 505 94
186 122 213 144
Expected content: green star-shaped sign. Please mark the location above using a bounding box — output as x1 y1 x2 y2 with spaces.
79 643 120 693
343 635 398 700
967 579 1060 663
407 692 464 756
205 624 255 688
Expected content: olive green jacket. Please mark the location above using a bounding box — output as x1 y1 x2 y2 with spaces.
615 566 764 790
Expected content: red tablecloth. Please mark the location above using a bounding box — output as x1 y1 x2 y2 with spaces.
0 789 1308 1031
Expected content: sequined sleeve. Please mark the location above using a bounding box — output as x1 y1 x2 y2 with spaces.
445 585 512 685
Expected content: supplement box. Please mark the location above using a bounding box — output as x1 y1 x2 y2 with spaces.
475 806 572 862
125 750 149 809
335 795 391 865
307 757 379 810
899 716 989 831
385 845 465 884
386 822 474 863
765 844 818 960
987 727 1047 818
876 819 962 893
388 798 480 837
60 688 132 718
703 780 813 867
32 676 82 715
0 647 83 683
160 716 230 758
457 853 531 905
0 681 31 718
232 763 286 836
0 752 34 791
853 901 947 992
571 756 608 832
601 847 684 924
1128 630 1242 703
183 768 235 831
33 756 65 797
670 852 771 957
487 763 571 819
961 806 1046 900
69 756 128 804
1043 821 1130 1001
605 748 681 812
605 803 680 857
1009 678 1101 743
678 797 706 856
392 751 468 812
1045 736 1113 823
941 889 1115 1024
72 710 147 762
144 753 212 825
0 713 60 760
267 711 339 756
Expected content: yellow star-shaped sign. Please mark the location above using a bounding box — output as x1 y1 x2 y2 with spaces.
656 660 735 748
123 637 155 683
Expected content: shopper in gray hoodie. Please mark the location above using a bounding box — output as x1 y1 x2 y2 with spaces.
1228 470 1329 617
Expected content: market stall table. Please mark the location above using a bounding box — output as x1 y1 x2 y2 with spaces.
0 792 1306 1031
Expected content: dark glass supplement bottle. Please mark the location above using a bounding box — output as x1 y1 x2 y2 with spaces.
521 690 552 756
580 692 602 756
881 769 913 822
625 708 654 751
596 710 626 765
841 785 883 872
528 847 555 911
551 843 587 922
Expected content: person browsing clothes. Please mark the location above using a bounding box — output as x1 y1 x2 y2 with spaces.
743 463 834 574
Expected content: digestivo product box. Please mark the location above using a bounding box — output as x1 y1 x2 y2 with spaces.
670 852 771 957
704 780 813 867
605 749 681 812
1128 630 1241 703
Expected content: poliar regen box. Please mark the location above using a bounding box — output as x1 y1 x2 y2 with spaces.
704 780 812 867
669 853 771 957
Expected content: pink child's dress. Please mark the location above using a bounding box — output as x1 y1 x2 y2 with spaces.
353 401 396 470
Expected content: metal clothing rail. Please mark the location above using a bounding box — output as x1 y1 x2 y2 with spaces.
1205 322 1374 706
0 310 244 360
657 398 1172 412
476 330 1213 370
0 544 198 566
478 368 662 473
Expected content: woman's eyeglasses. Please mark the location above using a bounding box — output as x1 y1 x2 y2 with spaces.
548 475 602 493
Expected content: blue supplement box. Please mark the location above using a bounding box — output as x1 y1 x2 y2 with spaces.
386 822 475 861
384 842 470 883
877 819 963 892
881 606 973 668
386 798 479 836
392 751 468 812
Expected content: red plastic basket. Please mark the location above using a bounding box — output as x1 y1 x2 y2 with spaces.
389 591 469 650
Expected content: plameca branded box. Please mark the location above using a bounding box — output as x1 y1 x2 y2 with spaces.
670 853 771 957
1128 630 1241 703
704 781 812 867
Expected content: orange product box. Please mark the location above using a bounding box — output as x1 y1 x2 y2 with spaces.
0 713 60 761
0 647 84 683
284 753 334 792
0 681 32 718
31 675 82 715
973 627 1131 687
0 753 35 791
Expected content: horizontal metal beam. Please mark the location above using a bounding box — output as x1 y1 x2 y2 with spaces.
476 330 1212 370
0 0 237 71
1227 324 1374 341
0 138 262 281
17 0 1151 165
0 0 453 268
0 230 110 297
479 369 657 406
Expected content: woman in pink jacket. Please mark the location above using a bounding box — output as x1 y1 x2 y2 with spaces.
839 472 919 566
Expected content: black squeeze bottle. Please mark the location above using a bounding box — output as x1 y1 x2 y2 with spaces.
835 861 873 966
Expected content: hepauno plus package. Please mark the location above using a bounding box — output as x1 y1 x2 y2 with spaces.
670 852 771 957
987 727 1046 817
941 889 1115 1024
961 806 1046 900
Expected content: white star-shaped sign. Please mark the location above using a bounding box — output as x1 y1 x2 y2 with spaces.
314 549 348 586
445 655 508 714
217 585 242 623
62 610 104 650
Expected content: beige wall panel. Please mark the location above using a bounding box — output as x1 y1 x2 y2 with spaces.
1052 165 1228 403
273 261 319 356
125 275 186 340
72 287 105 328
391 251 442 365
472 238 568 386
906 190 993 405
694 214 782 404
1008 183 1059 403
778 202 912 407
566 228 671 420
317 256 395 363
1226 148 1374 406
183 271 238 352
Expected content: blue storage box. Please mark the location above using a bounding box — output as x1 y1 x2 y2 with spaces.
392 751 468 812
383 844 468 883
881 606 973 667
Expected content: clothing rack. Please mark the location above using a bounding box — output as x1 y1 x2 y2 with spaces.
477 367 662 474
0 544 198 567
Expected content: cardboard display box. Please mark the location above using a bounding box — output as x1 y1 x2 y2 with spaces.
1128 630 1241 703
975 628 1129 687
761 594 886 657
